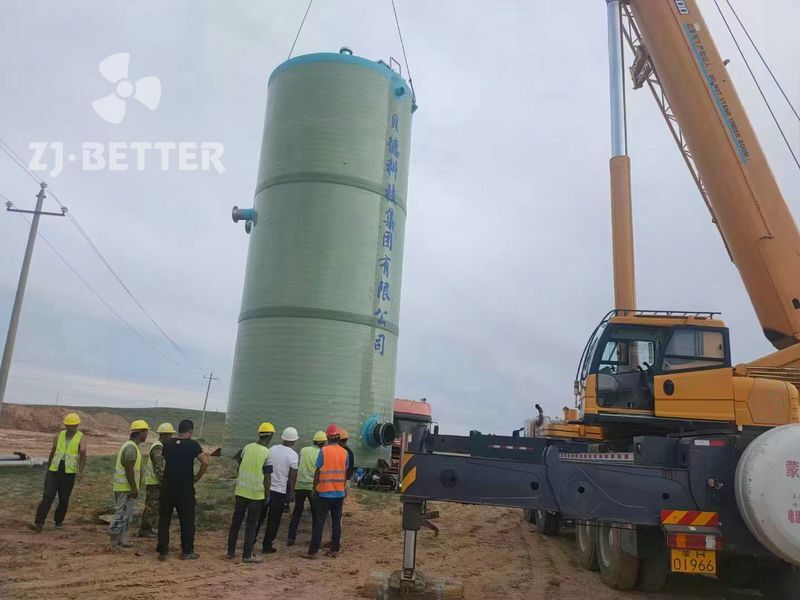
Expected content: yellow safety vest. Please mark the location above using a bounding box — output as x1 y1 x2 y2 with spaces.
113 440 141 492
49 430 83 474
143 440 163 486
235 442 270 500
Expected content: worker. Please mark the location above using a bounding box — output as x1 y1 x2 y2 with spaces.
260 426 299 554
156 419 209 561
304 423 349 559
138 422 175 538
227 422 274 563
287 430 326 546
31 412 87 531
338 428 355 481
109 420 149 547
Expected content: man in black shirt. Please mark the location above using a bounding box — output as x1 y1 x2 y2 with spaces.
156 419 209 561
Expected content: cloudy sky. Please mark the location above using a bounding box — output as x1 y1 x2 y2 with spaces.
1 1 799 434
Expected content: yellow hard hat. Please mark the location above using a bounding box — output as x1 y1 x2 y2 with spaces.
130 419 149 432
156 422 175 434
63 412 81 426
312 430 327 443
258 422 275 435
339 428 350 441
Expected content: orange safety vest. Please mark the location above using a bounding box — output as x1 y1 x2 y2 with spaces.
317 443 348 494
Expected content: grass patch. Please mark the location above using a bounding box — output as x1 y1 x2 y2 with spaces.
2 454 240 531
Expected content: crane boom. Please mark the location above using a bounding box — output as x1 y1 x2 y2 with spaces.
627 0 800 357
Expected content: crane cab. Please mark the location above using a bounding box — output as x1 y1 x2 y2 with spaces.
576 311 799 432
576 311 730 431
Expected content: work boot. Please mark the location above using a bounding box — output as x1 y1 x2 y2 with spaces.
180 552 200 560
262 544 277 554
157 553 167 562
118 540 134 548
225 551 236 560
242 555 263 564
138 530 156 538
29 523 43 533
54 523 63 529
286 539 295 547
302 550 319 560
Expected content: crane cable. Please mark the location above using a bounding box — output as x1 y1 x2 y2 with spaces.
390 0 417 104
712 0 800 172
287 0 313 60
723 0 800 124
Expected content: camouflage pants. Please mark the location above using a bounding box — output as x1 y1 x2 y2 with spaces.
139 484 160 533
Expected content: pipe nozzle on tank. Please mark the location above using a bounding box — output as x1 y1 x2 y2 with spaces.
232 206 256 234
361 415 396 448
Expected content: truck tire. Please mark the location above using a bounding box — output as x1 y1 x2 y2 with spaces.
758 563 800 599
575 521 599 571
596 522 639 590
636 540 668 592
535 510 560 536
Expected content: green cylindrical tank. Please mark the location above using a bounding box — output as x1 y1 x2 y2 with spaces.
224 50 415 465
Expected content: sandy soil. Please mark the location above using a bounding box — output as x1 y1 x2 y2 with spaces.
0 406 757 600
0 495 759 600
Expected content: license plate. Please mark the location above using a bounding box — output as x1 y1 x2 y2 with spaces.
670 549 716 574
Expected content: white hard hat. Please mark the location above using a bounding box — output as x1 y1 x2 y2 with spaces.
281 426 299 442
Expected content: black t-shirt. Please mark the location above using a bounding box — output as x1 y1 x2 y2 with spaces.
162 437 202 495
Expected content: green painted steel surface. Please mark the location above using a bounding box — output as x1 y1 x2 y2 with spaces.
224 53 414 465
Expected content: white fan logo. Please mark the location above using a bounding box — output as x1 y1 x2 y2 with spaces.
91 53 161 124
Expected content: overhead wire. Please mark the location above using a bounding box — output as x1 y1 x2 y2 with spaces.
712 0 800 172
0 136 208 374
287 0 314 60
723 0 800 124
8 205 200 375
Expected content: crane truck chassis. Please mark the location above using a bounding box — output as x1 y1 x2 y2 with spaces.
376 422 800 598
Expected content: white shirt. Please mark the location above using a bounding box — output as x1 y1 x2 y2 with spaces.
267 444 299 493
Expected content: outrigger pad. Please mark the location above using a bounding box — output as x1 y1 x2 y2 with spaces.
362 571 464 599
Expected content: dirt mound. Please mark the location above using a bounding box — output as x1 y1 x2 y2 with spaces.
0 404 129 437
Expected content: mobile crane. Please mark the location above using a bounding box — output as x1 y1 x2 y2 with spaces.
366 1 800 598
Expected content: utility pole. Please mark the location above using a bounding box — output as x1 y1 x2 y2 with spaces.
0 183 66 412
198 371 218 441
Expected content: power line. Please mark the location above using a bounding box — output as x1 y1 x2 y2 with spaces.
9 206 200 375
0 136 208 373
712 0 800 171
287 0 314 60
724 0 800 123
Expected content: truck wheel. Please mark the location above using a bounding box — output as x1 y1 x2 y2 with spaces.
636 539 668 592
758 563 800 599
596 523 639 590
535 510 560 536
523 509 536 524
575 521 599 571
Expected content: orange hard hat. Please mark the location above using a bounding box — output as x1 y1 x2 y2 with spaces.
325 424 341 438
339 428 349 441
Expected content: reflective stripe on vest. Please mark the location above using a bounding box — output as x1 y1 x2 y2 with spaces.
235 442 270 500
144 440 163 486
316 443 348 494
113 440 141 492
50 430 83 474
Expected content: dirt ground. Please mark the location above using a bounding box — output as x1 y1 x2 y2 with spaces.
0 408 759 600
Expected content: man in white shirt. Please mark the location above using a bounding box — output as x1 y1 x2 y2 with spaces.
260 426 299 554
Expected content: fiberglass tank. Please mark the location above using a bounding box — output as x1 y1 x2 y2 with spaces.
225 49 415 465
